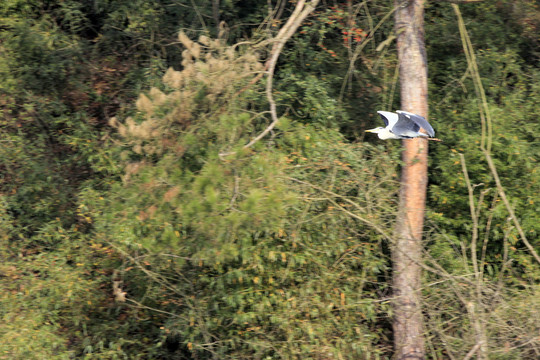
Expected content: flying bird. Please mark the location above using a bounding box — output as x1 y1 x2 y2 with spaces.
366 110 440 141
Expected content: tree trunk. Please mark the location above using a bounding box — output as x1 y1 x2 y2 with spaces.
212 0 220 30
392 0 428 359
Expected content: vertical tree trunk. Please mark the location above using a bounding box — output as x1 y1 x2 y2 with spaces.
212 0 220 29
392 0 428 359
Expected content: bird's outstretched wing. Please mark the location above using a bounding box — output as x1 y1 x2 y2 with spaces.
396 110 435 137
392 111 420 137
377 111 399 129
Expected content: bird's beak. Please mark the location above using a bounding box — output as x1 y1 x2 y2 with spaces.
365 129 374 133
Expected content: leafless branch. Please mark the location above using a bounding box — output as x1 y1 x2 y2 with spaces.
484 150 540 265
462 341 484 360
243 0 320 150
459 154 479 278
219 0 320 158
436 0 484 3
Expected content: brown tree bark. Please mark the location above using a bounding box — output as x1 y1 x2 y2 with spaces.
392 0 428 359
212 0 220 29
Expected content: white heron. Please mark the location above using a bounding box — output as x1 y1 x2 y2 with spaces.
366 110 440 141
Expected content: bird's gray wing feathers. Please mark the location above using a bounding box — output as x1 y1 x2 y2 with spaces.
377 111 399 128
391 112 420 137
396 110 435 137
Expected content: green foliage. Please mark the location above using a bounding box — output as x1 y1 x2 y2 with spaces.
1 1 539 358
86 34 399 358
423 2 540 357
0 226 105 359
278 2 395 135
426 1 540 269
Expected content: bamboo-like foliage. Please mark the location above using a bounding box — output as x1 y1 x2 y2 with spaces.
94 28 404 358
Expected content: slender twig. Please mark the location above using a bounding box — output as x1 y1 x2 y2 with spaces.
126 298 183 318
219 0 320 158
492 225 512 303
189 0 208 31
459 154 479 278
453 4 491 152
454 3 540 266
287 176 478 285
484 151 540 265
479 191 496 281
462 341 483 360
228 174 241 208
439 0 484 3
339 5 398 102
246 0 319 148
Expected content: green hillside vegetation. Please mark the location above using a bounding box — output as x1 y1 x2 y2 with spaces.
1 1 538 359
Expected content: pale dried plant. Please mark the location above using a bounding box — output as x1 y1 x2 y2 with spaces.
135 93 153 115
148 87 166 106
198 35 211 46
109 31 265 156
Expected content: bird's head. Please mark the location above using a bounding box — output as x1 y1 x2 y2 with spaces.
365 127 385 134
365 126 398 140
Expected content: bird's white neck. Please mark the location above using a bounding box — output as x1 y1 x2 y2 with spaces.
377 128 401 140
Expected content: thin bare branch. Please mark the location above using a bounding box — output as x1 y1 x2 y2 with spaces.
453 3 492 152
453 3 539 266
462 341 483 360
244 0 319 149
436 0 484 3
459 154 479 278
339 5 398 102
484 150 540 265
220 0 320 158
